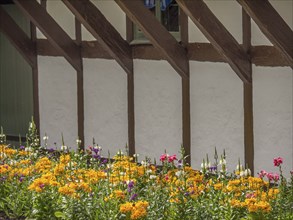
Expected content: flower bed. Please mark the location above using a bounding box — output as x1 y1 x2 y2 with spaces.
0 124 292 220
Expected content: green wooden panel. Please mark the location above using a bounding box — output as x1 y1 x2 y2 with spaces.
0 5 33 137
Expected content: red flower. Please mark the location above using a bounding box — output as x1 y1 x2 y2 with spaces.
168 154 177 163
273 157 283 167
160 154 168 162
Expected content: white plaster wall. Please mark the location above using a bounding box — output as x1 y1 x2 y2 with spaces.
38 56 78 150
134 60 182 162
83 59 128 156
36 0 293 176
253 66 292 177
190 61 244 171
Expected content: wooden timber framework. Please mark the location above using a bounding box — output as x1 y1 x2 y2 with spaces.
0 0 292 174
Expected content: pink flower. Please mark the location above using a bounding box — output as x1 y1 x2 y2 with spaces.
267 172 279 182
258 170 267 178
168 154 177 163
246 192 256 199
273 157 283 167
160 154 168 162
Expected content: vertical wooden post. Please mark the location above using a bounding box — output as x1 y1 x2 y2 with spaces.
242 9 254 175
75 18 84 151
180 10 191 164
127 71 135 156
30 21 40 137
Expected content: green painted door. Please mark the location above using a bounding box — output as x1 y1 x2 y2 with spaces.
0 4 33 137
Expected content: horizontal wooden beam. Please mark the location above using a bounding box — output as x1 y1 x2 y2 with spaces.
177 0 252 83
237 0 293 67
0 6 36 67
36 39 291 67
115 0 189 78
62 0 133 75
13 0 82 72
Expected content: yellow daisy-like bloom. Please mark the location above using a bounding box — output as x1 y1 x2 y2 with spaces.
35 157 52 172
60 154 71 164
0 164 11 174
120 202 133 213
120 201 149 220
213 183 223 190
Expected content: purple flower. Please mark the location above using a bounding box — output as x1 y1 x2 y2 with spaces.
92 148 100 155
130 193 138 201
19 176 25 182
127 181 135 192
209 166 217 172
20 146 25 150
93 154 101 159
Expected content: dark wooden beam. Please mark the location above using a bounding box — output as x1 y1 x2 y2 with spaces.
0 6 36 67
13 0 82 72
0 0 13 5
237 0 293 67
242 9 254 176
30 21 40 138
176 0 251 83
75 18 85 151
36 39 291 67
115 0 189 79
62 0 133 75
127 71 135 156
180 11 191 164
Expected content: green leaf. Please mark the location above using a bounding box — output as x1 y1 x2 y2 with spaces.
54 211 65 219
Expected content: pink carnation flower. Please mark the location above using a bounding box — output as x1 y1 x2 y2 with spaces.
273 157 283 167
267 172 279 182
160 154 168 162
168 154 177 163
258 170 267 178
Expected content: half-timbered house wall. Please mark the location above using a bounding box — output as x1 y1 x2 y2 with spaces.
1 0 292 176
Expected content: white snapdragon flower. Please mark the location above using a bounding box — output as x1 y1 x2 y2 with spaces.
240 169 251 177
219 158 226 165
201 162 211 169
25 147 33 152
61 145 68 151
236 164 244 172
141 160 150 167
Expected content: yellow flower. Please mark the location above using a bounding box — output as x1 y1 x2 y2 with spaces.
120 201 149 220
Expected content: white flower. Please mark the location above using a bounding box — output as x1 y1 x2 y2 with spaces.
219 158 226 165
25 147 32 152
175 170 185 177
116 150 124 155
76 139 81 145
43 135 49 141
120 172 126 176
107 164 114 169
141 160 149 167
236 164 244 172
201 162 210 169
146 169 153 174
0 152 7 158
149 175 157 180
133 154 139 158
61 145 68 151
240 169 251 177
